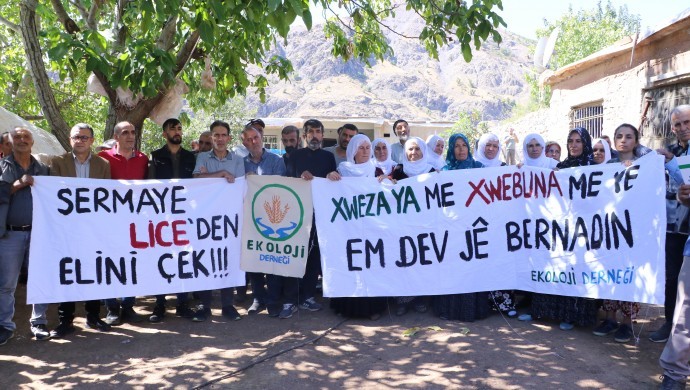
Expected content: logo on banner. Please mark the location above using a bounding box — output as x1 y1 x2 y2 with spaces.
251 184 304 241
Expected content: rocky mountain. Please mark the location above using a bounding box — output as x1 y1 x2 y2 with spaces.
246 12 535 122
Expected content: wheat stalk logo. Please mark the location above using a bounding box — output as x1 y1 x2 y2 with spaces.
264 196 290 224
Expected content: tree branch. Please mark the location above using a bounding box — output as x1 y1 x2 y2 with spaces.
114 0 128 47
50 0 80 33
327 1 416 40
92 70 117 104
156 15 178 51
22 115 45 121
68 0 89 21
0 14 20 33
20 0 70 150
86 0 102 30
173 30 200 75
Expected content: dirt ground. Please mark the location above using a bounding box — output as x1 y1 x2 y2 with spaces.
0 283 669 389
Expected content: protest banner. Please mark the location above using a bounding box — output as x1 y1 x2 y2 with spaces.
312 156 667 304
240 175 313 277
27 177 246 304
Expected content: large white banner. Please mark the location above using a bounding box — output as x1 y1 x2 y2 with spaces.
312 156 667 304
28 177 246 304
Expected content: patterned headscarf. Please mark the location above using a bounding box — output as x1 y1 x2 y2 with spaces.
557 127 594 168
443 133 483 171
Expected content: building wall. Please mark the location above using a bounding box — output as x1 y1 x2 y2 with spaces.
547 20 690 147
261 118 455 151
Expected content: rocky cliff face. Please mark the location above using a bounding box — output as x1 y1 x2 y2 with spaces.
246 12 534 122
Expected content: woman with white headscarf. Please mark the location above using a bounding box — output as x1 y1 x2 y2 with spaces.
592 138 612 164
521 133 558 169
371 138 396 177
475 133 504 168
389 136 436 315
425 135 446 171
327 134 388 182
391 137 436 181
326 134 388 319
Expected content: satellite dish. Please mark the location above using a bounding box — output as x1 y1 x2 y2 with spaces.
533 36 548 70
542 27 560 68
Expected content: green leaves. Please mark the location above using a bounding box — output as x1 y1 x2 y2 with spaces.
47 43 70 60
536 0 641 69
198 20 215 45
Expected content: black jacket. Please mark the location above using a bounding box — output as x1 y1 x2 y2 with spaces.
149 146 196 179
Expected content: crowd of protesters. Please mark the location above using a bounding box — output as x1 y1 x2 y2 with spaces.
2 105 690 389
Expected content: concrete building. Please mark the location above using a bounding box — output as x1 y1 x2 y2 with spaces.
541 8 690 147
258 116 455 151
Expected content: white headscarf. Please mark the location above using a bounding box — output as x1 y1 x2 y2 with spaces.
338 134 376 177
371 138 396 175
402 137 433 177
522 133 558 169
425 135 446 171
475 133 503 167
592 138 612 164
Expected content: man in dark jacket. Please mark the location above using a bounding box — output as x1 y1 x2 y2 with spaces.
147 118 197 322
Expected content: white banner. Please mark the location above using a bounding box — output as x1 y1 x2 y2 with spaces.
240 176 313 277
28 177 246 304
312 156 667 304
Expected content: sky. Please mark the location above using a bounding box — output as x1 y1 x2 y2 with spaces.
501 0 689 39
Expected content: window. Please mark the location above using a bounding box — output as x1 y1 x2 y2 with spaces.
263 135 278 150
570 101 603 139
641 83 690 139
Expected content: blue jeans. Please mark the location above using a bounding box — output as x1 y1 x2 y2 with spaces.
0 231 30 330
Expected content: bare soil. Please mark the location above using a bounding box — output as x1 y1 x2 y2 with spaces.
1 284 668 389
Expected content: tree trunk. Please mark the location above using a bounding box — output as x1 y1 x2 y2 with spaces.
103 103 118 141
20 0 70 150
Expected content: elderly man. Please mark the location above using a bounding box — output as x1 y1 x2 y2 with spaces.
663 186 690 390
49 123 112 337
191 120 245 322
98 121 149 325
660 104 690 390
652 104 690 345
234 119 266 158
0 132 11 159
323 124 358 166
0 127 50 345
390 119 409 164
147 118 198 322
281 119 335 318
242 126 286 315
